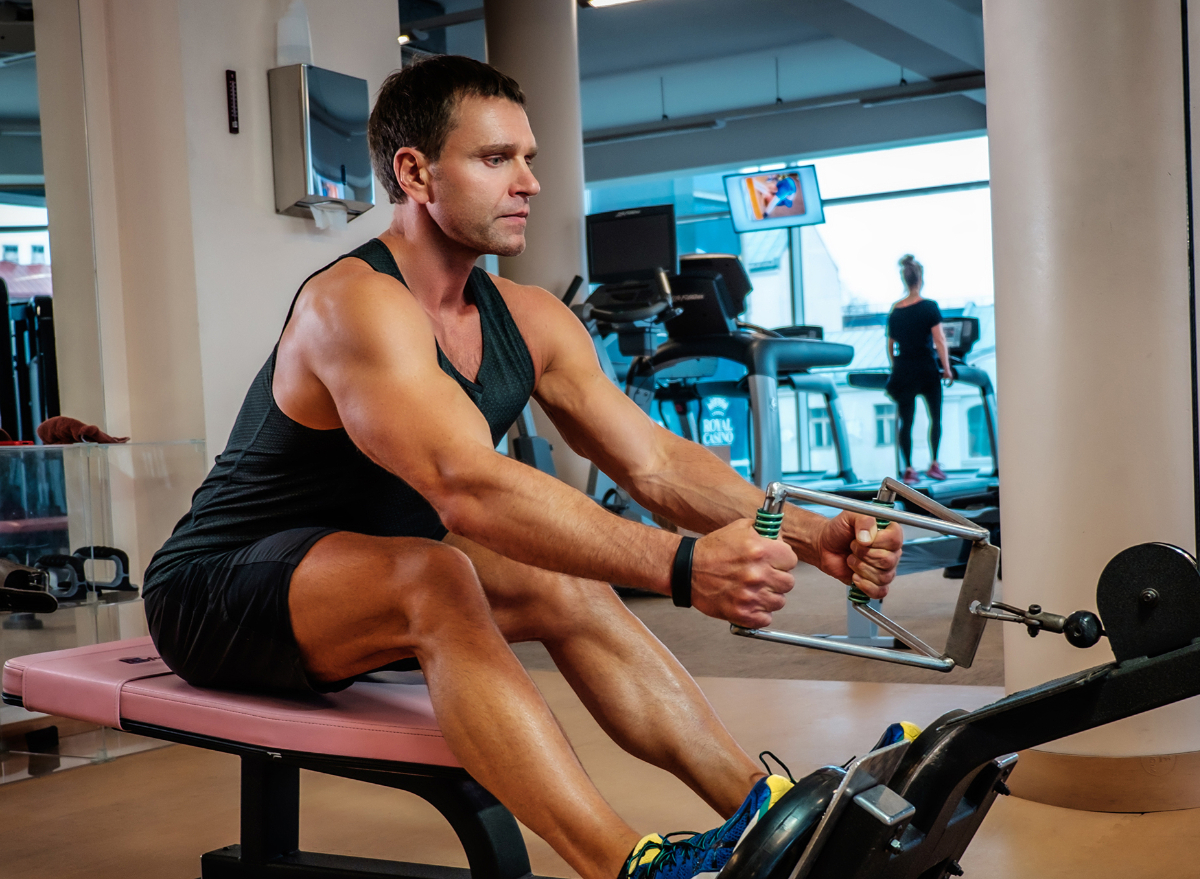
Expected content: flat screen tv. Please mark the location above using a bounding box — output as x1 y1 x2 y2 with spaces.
586 204 677 285
722 166 824 233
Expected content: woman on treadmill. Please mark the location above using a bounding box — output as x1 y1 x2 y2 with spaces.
885 254 954 485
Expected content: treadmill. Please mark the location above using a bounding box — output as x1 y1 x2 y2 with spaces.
841 316 997 505
840 316 1000 576
624 252 856 490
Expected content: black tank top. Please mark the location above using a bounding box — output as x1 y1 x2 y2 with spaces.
144 239 535 590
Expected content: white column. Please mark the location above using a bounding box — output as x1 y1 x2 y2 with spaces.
484 0 592 491
987 0 1200 806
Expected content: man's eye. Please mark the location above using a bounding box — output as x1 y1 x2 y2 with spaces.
487 156 504 166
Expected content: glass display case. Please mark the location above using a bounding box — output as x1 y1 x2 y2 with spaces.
0 440 207 782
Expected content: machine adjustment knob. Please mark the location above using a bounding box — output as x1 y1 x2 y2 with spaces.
1063 610 1104 649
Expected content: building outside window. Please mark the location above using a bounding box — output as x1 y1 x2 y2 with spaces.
29 244 45 264
875 403 896 446
2 244 17 263
810 405 832 449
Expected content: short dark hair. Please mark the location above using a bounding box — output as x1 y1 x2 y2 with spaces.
369 56 526 204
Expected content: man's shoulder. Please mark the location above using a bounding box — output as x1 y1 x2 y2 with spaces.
485 272 565 326
300 257 413 319
288 256 429 355
486 271 554 303
307 255 406 296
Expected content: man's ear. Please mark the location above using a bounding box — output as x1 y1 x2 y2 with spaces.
394 147 432 205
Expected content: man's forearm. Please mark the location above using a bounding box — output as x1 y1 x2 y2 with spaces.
435 450 683 592
616 429 825 566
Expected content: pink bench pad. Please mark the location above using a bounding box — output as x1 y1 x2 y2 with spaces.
2 637 460 767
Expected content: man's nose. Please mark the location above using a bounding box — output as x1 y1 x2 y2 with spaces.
516 162 540 198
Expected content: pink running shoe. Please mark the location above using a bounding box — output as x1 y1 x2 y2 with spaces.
927 463 948 481
902 467 920 485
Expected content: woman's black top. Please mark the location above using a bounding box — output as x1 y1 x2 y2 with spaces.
887 299 942 368
144 239 536 592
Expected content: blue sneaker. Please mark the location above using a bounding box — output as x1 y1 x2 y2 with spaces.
872 721 922 751
619 775 794 879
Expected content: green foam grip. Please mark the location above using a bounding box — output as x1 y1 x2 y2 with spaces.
754 510 784 540
849 500 895 606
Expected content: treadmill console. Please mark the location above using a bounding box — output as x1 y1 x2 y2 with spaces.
664 270 738 339
678 253 752 317
942 316 980 359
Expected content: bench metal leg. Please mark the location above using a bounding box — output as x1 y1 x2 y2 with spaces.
240 756 300 862
199 754 536 879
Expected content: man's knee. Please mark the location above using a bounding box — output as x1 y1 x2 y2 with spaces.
388 539 489 622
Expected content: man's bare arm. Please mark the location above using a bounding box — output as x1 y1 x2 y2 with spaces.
520 283 902 595
286 268 796 626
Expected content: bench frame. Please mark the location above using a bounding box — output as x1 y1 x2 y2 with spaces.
3 693 538 879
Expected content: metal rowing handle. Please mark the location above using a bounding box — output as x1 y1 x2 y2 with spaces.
734 478 1001 672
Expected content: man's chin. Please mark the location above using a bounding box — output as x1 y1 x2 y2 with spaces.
491 237 526 259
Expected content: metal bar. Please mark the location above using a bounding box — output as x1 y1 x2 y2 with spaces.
731 625 956 672
583 74 984 148
765 482 989 541
877 476 980 531
855 603 942 657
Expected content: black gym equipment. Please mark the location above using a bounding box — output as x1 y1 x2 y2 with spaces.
1 287 61 442
36 545 138 603
712 480 1193 879
0 557 57 615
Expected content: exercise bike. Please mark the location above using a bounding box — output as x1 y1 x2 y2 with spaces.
718 478 1200 879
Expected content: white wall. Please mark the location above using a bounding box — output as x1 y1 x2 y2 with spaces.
177 0 399 451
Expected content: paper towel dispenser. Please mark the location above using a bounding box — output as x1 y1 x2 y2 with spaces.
268 63 374 221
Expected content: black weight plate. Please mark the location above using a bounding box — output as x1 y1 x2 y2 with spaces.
1096 543 1200 663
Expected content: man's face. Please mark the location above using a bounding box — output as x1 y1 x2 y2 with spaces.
425 95 540 257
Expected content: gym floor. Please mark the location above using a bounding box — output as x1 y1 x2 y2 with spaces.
1 566 1197 878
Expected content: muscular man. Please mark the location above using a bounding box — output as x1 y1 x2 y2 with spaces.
144 56 902 879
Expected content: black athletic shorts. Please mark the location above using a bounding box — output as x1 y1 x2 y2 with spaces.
144 526 417 695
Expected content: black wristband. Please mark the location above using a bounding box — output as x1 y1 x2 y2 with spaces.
671 536 696 608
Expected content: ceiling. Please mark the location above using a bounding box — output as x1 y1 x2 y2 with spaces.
576 0 830 79
434 0 987 181
0 0 987 192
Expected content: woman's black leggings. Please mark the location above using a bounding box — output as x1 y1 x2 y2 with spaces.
892 375 943 468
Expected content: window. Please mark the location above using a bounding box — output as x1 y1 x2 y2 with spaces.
30 244 45 264
875 403 896 446
810 406 832 449
2 244 17 263
967 405 990 458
